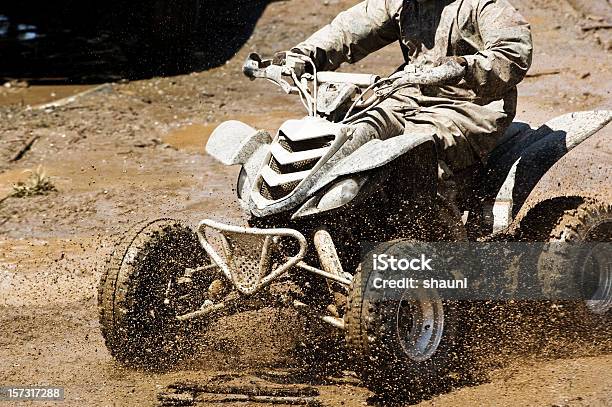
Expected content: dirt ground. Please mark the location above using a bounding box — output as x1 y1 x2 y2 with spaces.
0 0 611 406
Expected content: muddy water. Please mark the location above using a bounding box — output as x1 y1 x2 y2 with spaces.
162 111 297 152
0 84 96 107
162 123 217 153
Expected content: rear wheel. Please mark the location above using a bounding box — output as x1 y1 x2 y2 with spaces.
98 219 224 369
538 201 612 314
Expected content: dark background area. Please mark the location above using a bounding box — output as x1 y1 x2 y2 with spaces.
0 0 270 83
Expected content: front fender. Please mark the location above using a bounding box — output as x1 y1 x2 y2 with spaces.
331 133 435 176
309 133 436 194
205 120 272 165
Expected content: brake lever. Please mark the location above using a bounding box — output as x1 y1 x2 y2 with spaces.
243 53 296 94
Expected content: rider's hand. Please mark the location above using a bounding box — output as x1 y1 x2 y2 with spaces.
272 51 289 66
273 49 310 64
272 50 312 77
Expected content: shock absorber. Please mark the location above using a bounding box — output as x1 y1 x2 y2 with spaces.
313 228 346 280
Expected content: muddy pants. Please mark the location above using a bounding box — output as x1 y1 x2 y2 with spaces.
342 88 514 175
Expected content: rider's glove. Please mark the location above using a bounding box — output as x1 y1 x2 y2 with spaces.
273 49 310 63
272 51 289 66
272 50 313 77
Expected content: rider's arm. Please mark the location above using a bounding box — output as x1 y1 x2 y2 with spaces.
292 0 401 72
463 0 533 99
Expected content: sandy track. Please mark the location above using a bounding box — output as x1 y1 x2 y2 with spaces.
0 0 611 406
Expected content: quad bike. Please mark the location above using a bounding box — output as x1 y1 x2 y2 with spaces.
98 52 612 392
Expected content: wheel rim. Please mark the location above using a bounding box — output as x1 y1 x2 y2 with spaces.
133 231 218 337
155 262 224 321
582 219 612 314
396 288 445 362
583 242 612 314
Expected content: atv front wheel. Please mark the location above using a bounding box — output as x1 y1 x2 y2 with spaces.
345 241 467 396
98 218 223 369
538 201 612 314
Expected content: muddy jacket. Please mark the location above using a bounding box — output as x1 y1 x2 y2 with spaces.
294 0 533 114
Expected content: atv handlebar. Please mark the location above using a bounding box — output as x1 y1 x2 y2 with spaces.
316 71 380 87
242 52 466 122
243 52 464 87
243 53 379 88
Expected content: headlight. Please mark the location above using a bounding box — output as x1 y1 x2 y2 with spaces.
292 176 366 219
317 178 362 212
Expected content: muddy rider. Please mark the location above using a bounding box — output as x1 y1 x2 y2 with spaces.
275 0 533 179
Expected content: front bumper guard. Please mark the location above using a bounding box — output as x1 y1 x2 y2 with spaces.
196 219 351 296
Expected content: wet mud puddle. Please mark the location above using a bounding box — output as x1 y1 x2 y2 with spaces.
0 83 96 107
162 111 297 152
0 14 99 107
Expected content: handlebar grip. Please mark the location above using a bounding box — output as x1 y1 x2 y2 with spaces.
242 62 258 79
243 53 273 80
316 72 380 87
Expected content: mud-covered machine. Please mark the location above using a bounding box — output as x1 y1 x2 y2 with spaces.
98 53 612 393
